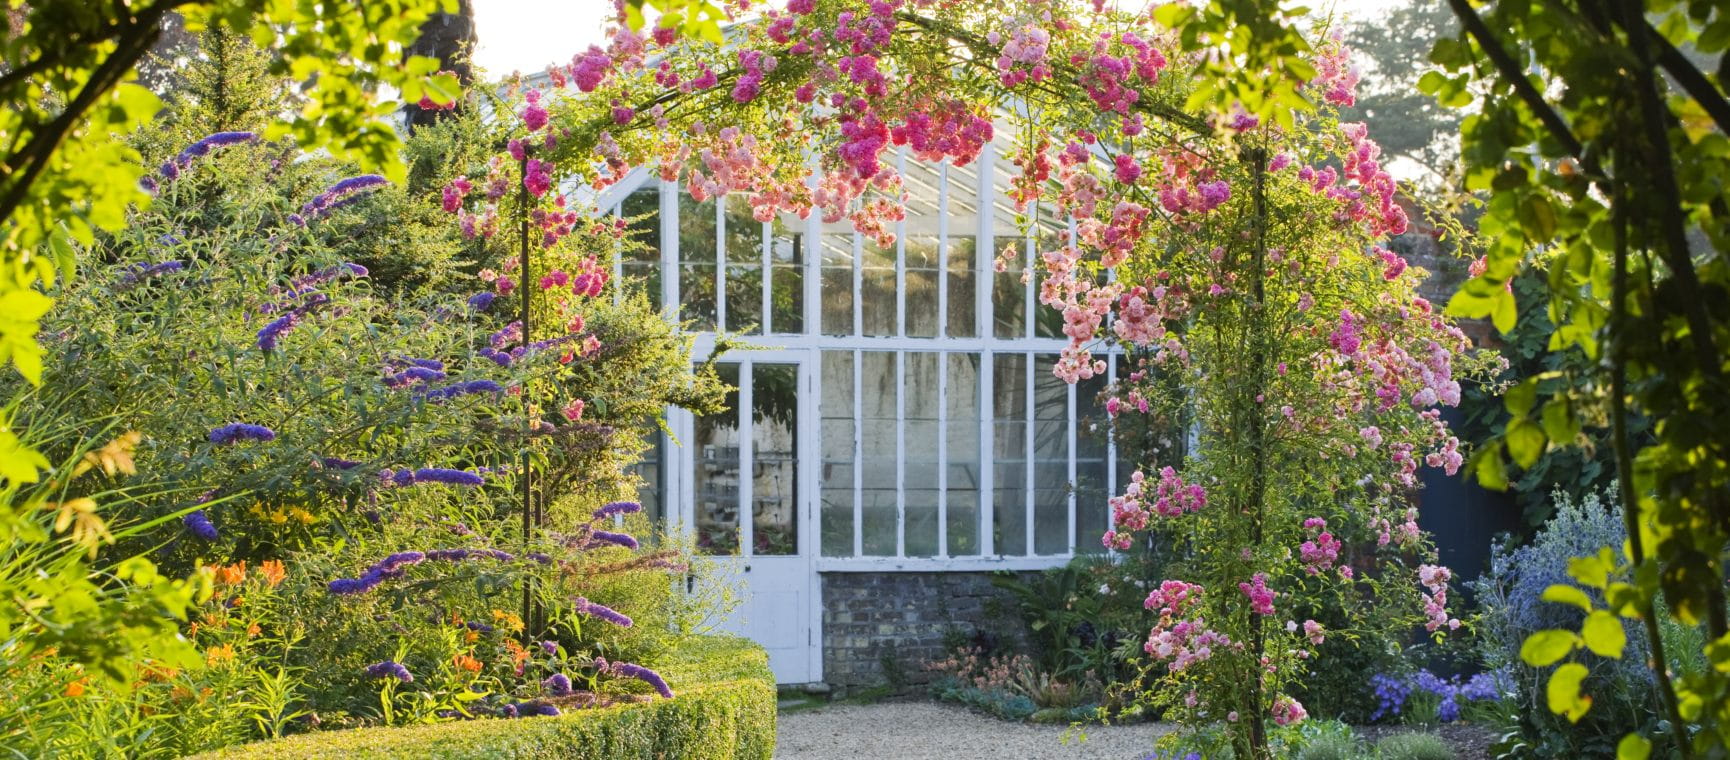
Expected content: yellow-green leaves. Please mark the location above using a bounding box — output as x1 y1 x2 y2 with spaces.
1580 610 1626 658
1521 628 1580 666
0 288 53 385
1540 583 1594 613
1547 662 1592 722
625 0 727 45
1617 734 1652 760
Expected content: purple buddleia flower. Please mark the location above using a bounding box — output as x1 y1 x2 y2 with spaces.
500 703 519 718
489 322 522 349
540 640 559 656
364 660 414 682
417 380 505 402
574 597 633 628
288 262 370 291
610 662 673 699
295 174 389 224
389 357 445 371
318 457 361 470
115 260 184 289
464 621 495 634
256 313 298 351
410 468 485 487
383 366 447 388
590 530 639 550
208 423 277 445
525 552 552 564
467 292 496 311
183 510 218 541
478 347 513 367
148 131 257 191
592 501 642 521
543 673 573 696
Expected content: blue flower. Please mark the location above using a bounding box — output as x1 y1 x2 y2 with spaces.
590 530 639 550
364 660 413 682
416 379 504 402
183 510 218 541
409 468 485 487
591 501 643 521
543 673 573 696
297 174 388 223
208 423 276 445
611 662 673 699
467 292 496 311
574 597 633 628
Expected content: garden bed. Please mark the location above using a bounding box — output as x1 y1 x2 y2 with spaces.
189 636 775 760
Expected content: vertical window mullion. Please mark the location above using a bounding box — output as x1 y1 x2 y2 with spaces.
937 162 949 341
895 148 907 338
1106 351 1118 534
852 349 863 557
715 200 727 334
761 220 772 334
975 144 992 343
660 181 678 318
1024 351 1035 557
852 232 863 338
1023 203 1035 340
739 361 755 557
804 154 822 337
979 349 994 556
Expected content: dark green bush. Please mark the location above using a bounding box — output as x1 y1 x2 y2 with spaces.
188 636 774 760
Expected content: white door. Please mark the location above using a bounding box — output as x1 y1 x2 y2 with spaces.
682 358 818 684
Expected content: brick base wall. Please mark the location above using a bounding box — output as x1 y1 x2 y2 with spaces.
818 571 1026 694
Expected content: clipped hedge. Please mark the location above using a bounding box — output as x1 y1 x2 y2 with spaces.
192 636 775 760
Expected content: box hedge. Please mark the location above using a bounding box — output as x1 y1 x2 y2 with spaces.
190 636 775 760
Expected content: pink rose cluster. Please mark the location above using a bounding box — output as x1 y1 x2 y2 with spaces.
1103 466 1207 549
1419 564 1461 632
890 100 995 166
994 23 1052 87
1238 572 1277 616
1297 517 1342 575
1141 581 1236 673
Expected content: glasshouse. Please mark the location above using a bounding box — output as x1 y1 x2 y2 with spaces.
3 0 1728 759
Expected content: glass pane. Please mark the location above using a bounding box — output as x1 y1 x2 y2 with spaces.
821 230 854 336
1033 205 1067 339
992 237 1026 339
752 364 798 555
905 352 940 556
820 351 855 557
678 194 718 330
619 185 660 304
770 211 804 334
1034 355 1071 555
695 364 740 555
861 351 898 555
905 236 940 338
724 196 763 334
993 352 1028 556
946 353 981 556
861 239 897 336
629 421 665 527
947 236 977 338
1075 370 1111 554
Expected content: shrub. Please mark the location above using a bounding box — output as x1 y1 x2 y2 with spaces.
186 636 775 760
1294 733 1363 760
1374 732 1455 760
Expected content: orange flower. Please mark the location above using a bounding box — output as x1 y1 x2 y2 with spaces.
256 560 286 588
204 644 236 667
464 629 479 644
504 639 531 667
214 561 247 586
141 664 180 683
247 623 262 638
453 654 483 673
491 609 524 633
63 678 87 698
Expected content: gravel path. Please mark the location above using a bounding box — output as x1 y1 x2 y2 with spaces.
775 701 1165 760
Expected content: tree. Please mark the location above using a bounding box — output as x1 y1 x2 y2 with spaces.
402 0 477 133
1341 0 1461 191
1427 0 1730 756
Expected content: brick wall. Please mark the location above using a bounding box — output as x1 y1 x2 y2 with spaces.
818 570 1027 693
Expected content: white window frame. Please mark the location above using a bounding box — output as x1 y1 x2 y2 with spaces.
590 138 1126 573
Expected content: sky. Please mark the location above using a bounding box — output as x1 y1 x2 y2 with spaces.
469 0 1390 78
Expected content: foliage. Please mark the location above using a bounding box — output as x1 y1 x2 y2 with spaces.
989 554 1166 685
1420 0 1730 754
1472 489 1707 758
1375 732 1457 760
1339 0 1462 192
0 0 460 401
923 645 1100 723
184 635 775 760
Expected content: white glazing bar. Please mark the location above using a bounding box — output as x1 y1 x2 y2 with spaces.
937 349 949 558
975 145 995 556
660 181 678 318
1024 202 1036 340
739 360 755 557
1024 350 1035 557
895 350 906 557
1106 351 1118 532
715 197 727 332
895 148 907 338
1067 373 1077 554
853 348 864 557
852 230 863 337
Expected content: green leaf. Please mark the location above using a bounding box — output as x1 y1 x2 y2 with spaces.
1540 584 1594 613
1581 610 1627 658
1491 286 1519 333
1541 398 1580 444
1616 734 1651 760
1505 377 1538 417
1506 418 1547 469
1568 553 1612 590
1468 440 1509 490
1521 629 1579 666
1547 663 1592 722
